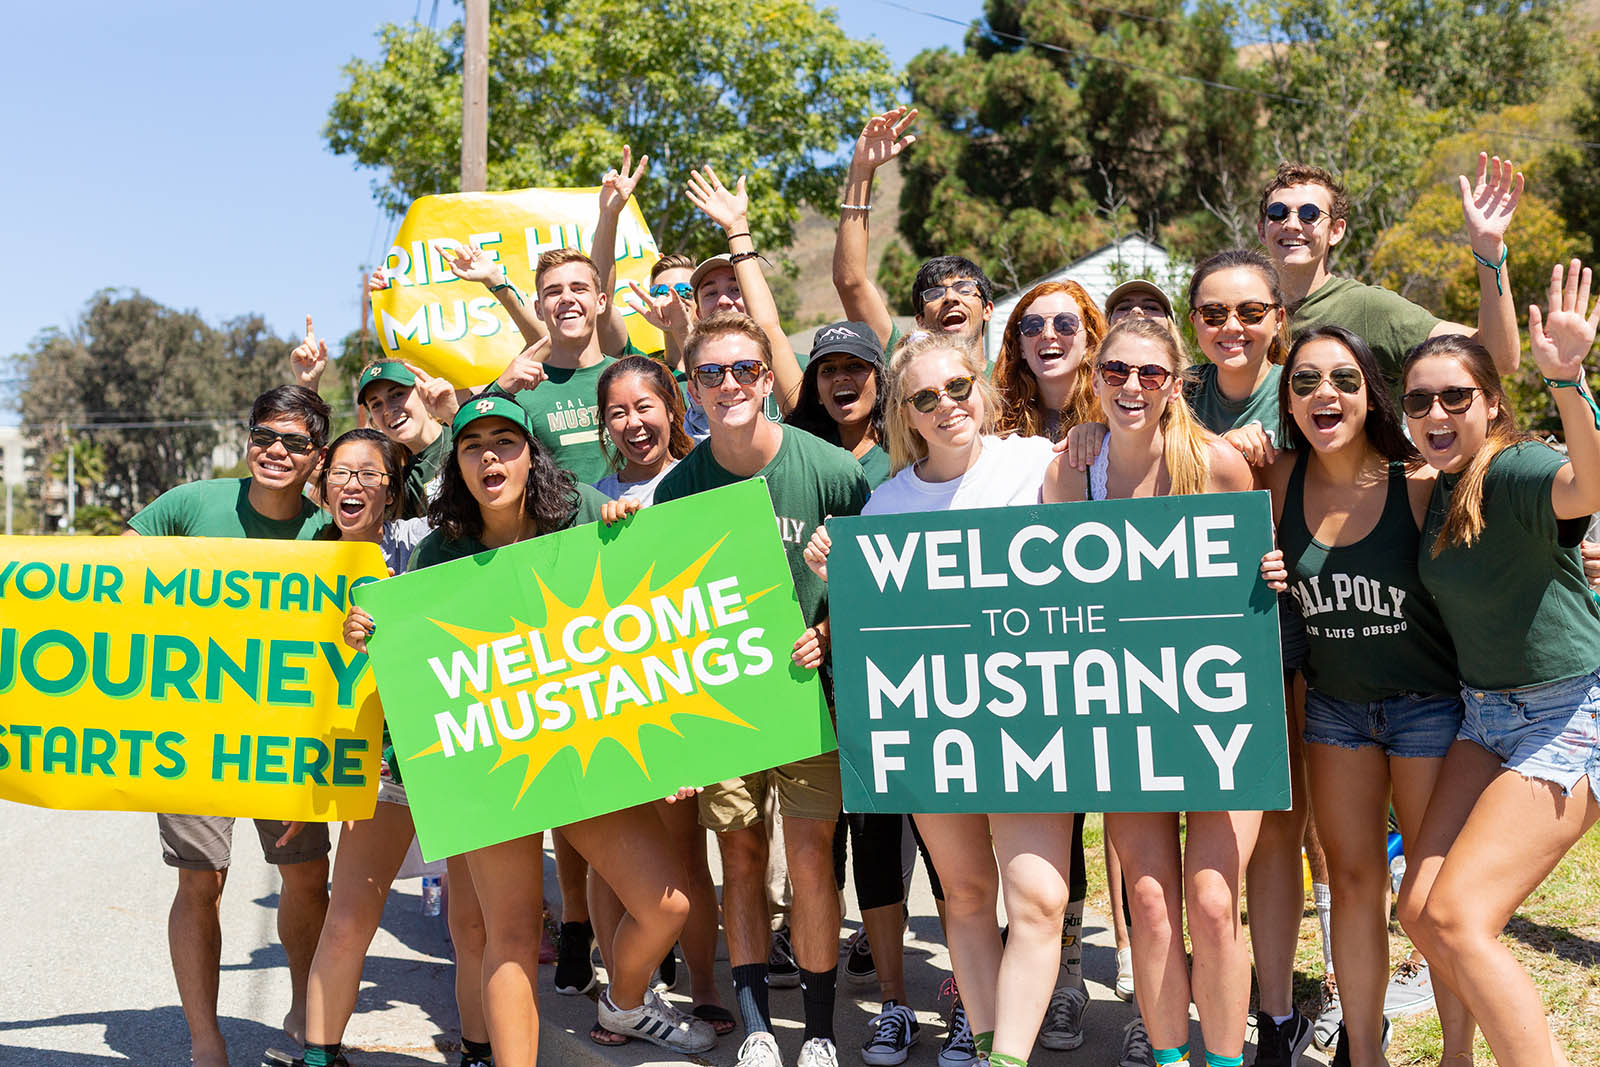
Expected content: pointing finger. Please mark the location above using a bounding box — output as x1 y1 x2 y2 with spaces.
304 314 315 342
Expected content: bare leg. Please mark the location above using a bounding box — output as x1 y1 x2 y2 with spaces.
989 814 1073 1060
465 835 545 1067
784 815 843 974
655 798 724 1010
552 828 588 924
305 803 414 1046
862 901 907 1002
276 856 331 1046
446 853 490 1045
717 823 771 966
1185 810 1260 1058
170 867 229 1067
1249 673 1310 1019
1108 812 1187 1047
1105 836 1131 955
587 871 625 978
915 813 1002 1036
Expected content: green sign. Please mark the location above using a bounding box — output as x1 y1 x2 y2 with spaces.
828 491 1289 814
357 479 835 859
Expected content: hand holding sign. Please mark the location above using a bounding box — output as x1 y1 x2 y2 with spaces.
291 315 328 390
802 523 832 581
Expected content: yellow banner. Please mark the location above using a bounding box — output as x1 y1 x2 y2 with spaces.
0 537 388 820
372 187 663 386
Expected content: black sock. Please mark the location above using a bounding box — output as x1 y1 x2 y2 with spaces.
732 962 772 1036
800 967 837 1044
303 1045 342 1067
460 1036 492 1064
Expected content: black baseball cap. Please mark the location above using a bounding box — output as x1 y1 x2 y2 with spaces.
807 321 884 367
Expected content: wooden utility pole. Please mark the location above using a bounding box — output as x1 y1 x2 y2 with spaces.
461 0 489 192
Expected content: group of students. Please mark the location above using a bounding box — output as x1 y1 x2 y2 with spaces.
126 110 1600 1067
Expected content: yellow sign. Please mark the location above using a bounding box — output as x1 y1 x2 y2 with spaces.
372 187 663 386
0 537 388 820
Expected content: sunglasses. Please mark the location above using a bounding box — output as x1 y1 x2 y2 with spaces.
1096 360 1173 390
1264 202 1328 225
1192 300 1280 327
692 359 766 388
905 375 976 413
1019 312 1081 338
1289 367 1364 397
919 279 981 305
1401 387 1480 418
248 425 316 455
650 282 694 301
326 468 388 488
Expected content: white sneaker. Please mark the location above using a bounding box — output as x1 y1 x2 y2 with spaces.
1383 959 1434 1018
797 1036 841 1067
1115 946 1135 1001
597 988 716 1053
737 1030 785 1067
1037 983 1089 1050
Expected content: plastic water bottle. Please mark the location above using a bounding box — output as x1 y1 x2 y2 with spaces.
421 873 443 917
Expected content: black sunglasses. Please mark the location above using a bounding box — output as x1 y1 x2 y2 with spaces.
1097 360 1173 390
1019 312 1081 338
905 375 976 413
1265 202 1328 225
1401 387 1480 418
1289 367 1364 397
692 359 765 388
248 425 317 455
1193 301 1280 327
650 282 694 301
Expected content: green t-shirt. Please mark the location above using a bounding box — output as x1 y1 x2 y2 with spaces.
1418 442 1600 690
654 423 871 627
401 430 451 519
1291 276 1440 386
128 477 329 539
1185 362 1290 448
858 443 892 489
509 356 615 484
407 482 609 571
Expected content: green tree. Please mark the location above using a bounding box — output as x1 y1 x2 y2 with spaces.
327 0 899 260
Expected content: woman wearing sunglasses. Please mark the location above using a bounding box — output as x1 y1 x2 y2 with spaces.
1395 263 1600 1067
1255 329 1471 1066
1040 317 1256 1067
992 280 1107 442
297 429 494 1067
802 332 1062 1067
344 396 717 1066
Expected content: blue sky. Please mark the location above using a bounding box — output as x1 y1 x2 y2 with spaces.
0 1 971 422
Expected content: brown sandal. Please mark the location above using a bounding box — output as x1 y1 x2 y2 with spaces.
589 1021 630 1047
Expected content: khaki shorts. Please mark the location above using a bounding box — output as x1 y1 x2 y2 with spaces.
158 813 331 871
699 751 842 831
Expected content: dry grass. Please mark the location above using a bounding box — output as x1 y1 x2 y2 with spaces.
1080 816 1600 1062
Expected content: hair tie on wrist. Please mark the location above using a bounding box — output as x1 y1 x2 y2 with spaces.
1471 246 1508 295
1543 374 1600 430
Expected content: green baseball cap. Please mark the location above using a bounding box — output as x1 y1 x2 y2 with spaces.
451 392 534 440
356 361 417 404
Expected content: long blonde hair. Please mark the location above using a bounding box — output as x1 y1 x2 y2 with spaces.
1098 318 1213 497
884 332 998 474
1401 335 1539 556
993 280 1107 439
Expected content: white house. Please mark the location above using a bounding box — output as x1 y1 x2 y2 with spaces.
984 235 1184 365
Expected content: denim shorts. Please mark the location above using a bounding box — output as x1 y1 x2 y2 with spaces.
1304 689 1464 759
1458 668 1600 802
1278 593 1309 671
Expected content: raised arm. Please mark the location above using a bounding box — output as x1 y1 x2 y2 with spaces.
685 165 804 411
1528 260 1600 520
289 314 328 393
593 146 650 357
833 107 917 348
448 241 549 350
1438 152 1524 375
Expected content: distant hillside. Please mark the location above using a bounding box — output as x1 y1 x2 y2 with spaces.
777 159 910 328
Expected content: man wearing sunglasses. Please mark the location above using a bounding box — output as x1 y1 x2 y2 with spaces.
656 313 870 1067
833 108 996 356
1258 157 1522 383
123 384 334 1067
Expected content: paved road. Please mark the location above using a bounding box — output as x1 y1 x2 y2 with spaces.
2 803 1330 1066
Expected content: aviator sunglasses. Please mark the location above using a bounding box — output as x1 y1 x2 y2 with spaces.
1096 360 1173 390
905 375 976 413
1264 202 1328 225
692 359 765 388
1018 312 1081 338
1289 367 1364 397
248 425 317 455
1400 387 1480 418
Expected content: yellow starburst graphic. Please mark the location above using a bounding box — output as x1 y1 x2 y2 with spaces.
409 535 779 805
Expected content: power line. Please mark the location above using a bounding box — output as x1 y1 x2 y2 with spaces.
877 0 1600 151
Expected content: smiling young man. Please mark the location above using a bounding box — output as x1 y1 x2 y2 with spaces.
1258 157 1522 384
654 313 871 1067
123 385 333 1067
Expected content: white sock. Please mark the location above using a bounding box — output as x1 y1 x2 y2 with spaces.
1313 881 1334 974
1062 897 1085 983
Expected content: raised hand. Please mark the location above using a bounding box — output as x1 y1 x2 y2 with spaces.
624 279 691 335
404 361 460 421
1528 259 1600 381
496 336 551 393
448 242 504 286
367 267 392 293
599 145 650 218
851 106 918 173
685 165 749 234
1459 152 1524 255
291 314 328 389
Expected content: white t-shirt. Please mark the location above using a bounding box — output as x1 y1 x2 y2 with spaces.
593 460 679 507
380 517 434 575
862 434 1054 516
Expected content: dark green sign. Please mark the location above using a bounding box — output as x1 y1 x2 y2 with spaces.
357 479 835 859
829 491 1289 814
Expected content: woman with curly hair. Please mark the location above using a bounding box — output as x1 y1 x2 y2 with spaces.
992 279 1108 442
